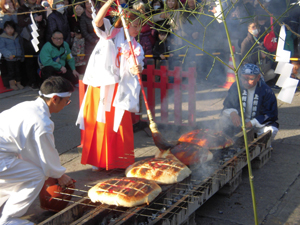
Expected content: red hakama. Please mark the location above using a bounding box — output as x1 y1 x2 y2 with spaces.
81 84 135 170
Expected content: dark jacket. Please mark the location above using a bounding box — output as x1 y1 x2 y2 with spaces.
17 3 47 45
46 11 71 46
79 12 98 55
139 22 155 65
223 79 279 128
241 32 265 64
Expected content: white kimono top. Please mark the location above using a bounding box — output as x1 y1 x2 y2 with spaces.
76 18 145 132
0 98 66 178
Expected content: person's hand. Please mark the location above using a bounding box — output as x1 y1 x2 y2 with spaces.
35 15 43 22
192 32 199 40
9 55 14 60
261 52 266 58
73 70 80 78
130 64 143 76
245 121 252 128
57 174 73 188
230 111 241 127
160 54 165 60
60 66 67 73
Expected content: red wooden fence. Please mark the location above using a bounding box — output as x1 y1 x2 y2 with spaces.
141 61 196 126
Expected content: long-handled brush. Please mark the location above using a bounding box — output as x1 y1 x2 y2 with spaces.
115 1 174 150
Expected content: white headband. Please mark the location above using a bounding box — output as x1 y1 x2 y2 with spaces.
39 91 72 98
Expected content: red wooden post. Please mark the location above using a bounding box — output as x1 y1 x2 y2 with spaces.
173 66 182 125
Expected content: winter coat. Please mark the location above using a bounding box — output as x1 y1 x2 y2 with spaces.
241 32 264 64
17 3 47 45
139 22 155 64
39 41 75 71
0 32 23 61
79 12 99 55
46 11 71 46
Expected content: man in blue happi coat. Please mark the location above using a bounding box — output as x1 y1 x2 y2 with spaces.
220 63 279 142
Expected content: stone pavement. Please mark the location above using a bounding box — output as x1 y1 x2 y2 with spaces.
1 80 300 225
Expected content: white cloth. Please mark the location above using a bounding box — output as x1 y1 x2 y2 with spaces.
0 156 44 224
76 18 144 132
0 98 66 222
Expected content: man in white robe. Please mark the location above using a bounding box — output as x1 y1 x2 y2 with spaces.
0 76 74 225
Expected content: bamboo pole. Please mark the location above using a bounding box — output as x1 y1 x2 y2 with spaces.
218 1 258 224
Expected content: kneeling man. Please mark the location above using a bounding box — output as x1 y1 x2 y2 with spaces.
220 63 279 141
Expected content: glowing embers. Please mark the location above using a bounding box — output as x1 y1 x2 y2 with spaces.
170 143 213 166
178 129 234 150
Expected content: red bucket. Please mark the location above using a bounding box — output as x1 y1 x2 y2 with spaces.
39 177 76 212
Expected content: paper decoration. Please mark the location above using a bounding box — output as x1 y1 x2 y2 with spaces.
276 63 293 87
30 12 40 52
274 24 299 104
277 78 299 104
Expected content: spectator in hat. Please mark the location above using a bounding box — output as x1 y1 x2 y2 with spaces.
46 0 71 46
71 26 86 74
220 63 279 142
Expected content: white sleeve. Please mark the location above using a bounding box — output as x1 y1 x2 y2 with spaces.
222 108 238 118
36 132 66 178
250 118 265 128
92 18 120 39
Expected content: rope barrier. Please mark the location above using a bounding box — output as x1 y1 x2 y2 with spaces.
7 52 222 58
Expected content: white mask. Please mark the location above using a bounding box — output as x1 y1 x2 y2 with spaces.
56 4 65 14
251 29 259 36
4 3 10 9
153 5 160 10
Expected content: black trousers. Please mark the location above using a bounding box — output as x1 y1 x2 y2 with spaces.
23 39 41 86
6 60 21 82
41 66 78 85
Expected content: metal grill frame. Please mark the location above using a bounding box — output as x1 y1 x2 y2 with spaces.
38 130 272 225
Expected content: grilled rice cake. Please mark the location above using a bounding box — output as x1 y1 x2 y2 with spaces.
88 177 162 207
125 158 191 184
170 142 213 166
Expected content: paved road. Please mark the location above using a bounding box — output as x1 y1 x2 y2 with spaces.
1 81 300 225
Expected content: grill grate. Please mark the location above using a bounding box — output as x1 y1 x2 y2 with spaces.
39 130 272 225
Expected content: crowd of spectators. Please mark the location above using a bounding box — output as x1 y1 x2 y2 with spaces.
0 0 299 90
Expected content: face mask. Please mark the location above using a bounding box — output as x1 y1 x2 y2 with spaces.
153 5 160 10
56 4 65 14
251 29 259 36
4 3 10 9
